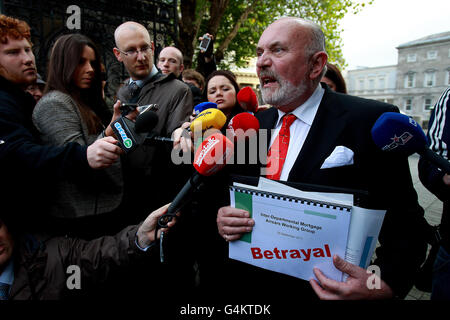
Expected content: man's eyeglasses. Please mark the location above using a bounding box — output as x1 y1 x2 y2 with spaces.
117 45 152 58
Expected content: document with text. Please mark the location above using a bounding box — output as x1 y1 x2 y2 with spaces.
229 185 352 282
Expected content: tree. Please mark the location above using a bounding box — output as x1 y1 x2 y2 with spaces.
176 0 373 71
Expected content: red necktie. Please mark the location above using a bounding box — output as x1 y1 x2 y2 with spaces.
266 114 297 180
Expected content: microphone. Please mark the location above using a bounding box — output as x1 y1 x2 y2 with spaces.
193 102 217 117
111 104 161 152
134 110 175 145
190 108 227 132
371 112 450 173
135 109 159 134
227 112 260 141
237 86 258 113
158 132 234 228
110 116 142 153
134 108 228 148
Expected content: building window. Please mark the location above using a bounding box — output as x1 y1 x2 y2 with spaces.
378 77 385 89
427 51 437 60
404 73 415 88
424 98 434 111
369 78 375 90
446 69 450 86
424 71 436 87
407 54 416 62
358 79 365 90
404 98 412 111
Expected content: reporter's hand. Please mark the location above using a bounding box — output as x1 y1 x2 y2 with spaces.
111 100 122 122
173 122 193 153
309 255 393 300
103 100 122 137
104 100 139 137
198 33 214 41
257 105 271 112
136 203 177 248
199 33 214 54
443 174 450 186
87 136 123 169
217 206 254 242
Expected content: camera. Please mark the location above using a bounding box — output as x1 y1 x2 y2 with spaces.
198 34 211 52
119 103 138 116
119 103 158 117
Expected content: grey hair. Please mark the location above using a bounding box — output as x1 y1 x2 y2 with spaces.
305 20 326 57
278 17 327 79
276 17 326 56
307 21 327 79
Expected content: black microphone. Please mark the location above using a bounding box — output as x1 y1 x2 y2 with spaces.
371 112 450 174
157 133 235 263
110 116 142 153
135 110 175 145
134 109 159 134
157 132 235 228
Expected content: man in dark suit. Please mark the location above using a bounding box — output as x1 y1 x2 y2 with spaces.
216 17 428 300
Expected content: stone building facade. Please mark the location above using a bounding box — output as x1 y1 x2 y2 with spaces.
347 31 450 129
345 65 397 105
395 31 450 128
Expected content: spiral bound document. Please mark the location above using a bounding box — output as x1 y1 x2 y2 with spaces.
229 185 352 282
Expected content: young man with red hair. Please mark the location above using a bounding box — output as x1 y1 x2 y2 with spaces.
0 15 122 230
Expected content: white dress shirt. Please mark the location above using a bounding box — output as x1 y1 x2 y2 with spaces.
269 85 325 181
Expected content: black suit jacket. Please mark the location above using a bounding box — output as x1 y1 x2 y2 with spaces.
216 85 428 300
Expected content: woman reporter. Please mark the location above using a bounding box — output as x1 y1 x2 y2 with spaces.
204 70 245 122
32 34 130 238
178 70 245 151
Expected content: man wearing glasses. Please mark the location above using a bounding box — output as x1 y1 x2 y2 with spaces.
113 21 192 134
112 21 195 295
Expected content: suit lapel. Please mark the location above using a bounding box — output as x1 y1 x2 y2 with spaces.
288 89 348 181
256 107 278 151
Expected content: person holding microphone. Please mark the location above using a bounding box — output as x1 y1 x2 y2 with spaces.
0 15 123 234
32 33 136 239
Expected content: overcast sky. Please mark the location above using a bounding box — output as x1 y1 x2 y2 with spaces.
340 0 450 71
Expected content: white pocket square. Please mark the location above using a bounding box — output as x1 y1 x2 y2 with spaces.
320 146 354 169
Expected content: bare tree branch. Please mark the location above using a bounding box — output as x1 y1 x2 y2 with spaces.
207 0 230 35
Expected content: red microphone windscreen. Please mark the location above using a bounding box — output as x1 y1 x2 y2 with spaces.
227 112 260 141
237 86 258 113
193 133 234 176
